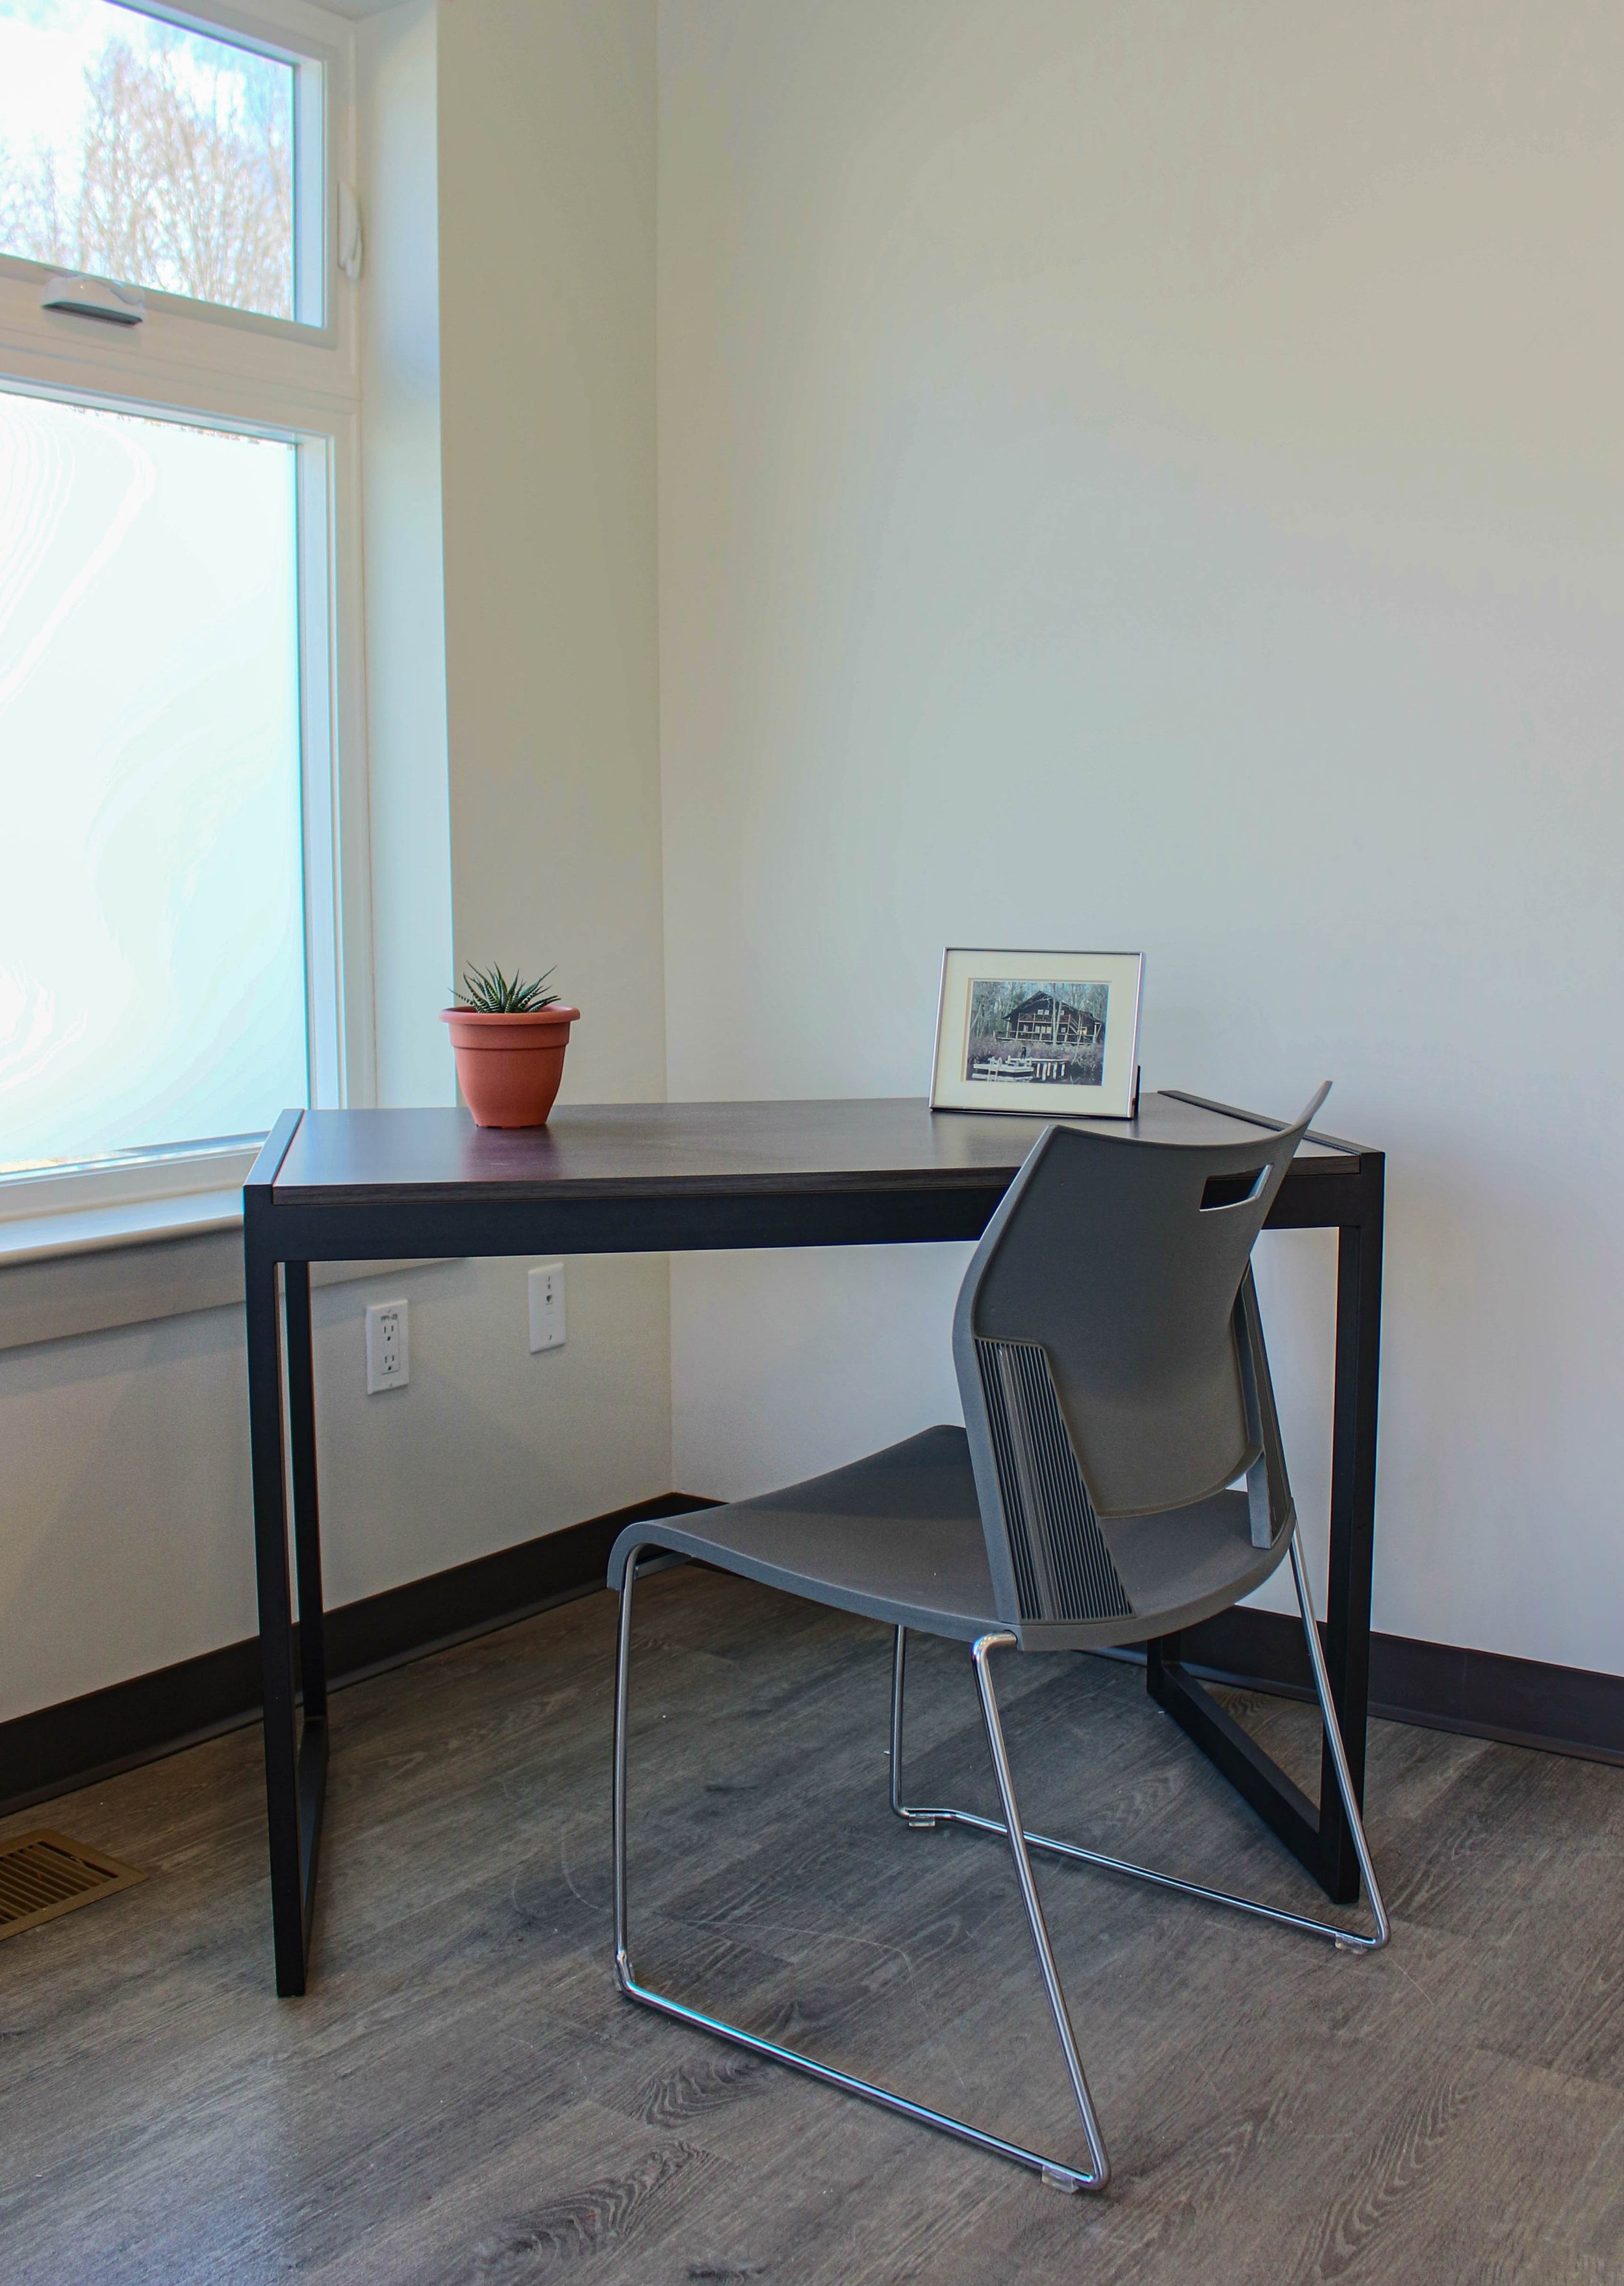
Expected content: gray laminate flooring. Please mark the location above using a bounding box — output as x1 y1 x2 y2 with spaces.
3 1564 1623 2284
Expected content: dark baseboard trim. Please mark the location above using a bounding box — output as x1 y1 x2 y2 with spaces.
5 1499 1620 1820
1145 1606 1624 1771
0 1492 719 1820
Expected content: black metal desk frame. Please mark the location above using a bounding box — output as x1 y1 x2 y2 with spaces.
244 1093 1382 1997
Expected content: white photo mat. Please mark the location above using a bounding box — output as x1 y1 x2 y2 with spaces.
930 948 1144 1119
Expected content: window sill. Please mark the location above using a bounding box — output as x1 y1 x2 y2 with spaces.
0 1193 451 1356
0 1187 244 1270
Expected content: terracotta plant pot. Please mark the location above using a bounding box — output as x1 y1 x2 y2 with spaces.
439 1006 581 1128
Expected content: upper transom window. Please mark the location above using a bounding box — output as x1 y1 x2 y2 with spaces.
0 0 321 325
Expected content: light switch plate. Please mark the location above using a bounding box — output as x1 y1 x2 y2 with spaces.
528 1262 566 1353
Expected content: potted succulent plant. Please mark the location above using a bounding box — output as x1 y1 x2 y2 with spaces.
440 963 581 1128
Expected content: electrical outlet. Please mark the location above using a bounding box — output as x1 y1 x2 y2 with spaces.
528 1262 566 1353
366 1299 409 1393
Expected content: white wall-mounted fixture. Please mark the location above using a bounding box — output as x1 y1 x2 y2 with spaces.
365 1299 409 1392
338 182 363 283
528 1262 566 1353
40 273 145 325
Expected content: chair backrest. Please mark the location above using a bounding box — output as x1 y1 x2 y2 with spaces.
952 1087 1328 1645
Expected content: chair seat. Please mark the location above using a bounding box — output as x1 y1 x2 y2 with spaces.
607 1425 1291 1647
610 1427 998 1640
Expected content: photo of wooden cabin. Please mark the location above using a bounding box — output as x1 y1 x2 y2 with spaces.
963 976 1110 1087
1008 989 1103 1048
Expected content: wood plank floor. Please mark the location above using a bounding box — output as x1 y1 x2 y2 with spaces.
3 1564 1623 2283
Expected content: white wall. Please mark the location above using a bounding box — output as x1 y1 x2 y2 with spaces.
438 0 667 1108
656 0 1624 1671
8 0 1620 1729
0 1256 669 1721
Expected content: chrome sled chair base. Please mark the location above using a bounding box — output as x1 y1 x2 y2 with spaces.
613 1550 1112 2194
890 1539 1389 1959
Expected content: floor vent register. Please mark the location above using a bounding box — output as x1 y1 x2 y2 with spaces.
0 1830 146 1942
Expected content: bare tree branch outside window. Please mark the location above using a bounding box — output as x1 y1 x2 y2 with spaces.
0 8 294 320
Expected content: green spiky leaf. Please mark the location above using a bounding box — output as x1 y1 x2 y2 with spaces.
452 962 561 1014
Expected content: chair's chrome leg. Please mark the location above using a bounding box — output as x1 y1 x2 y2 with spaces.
1290 1535 1389 1951
891 1542 1387 1953
973 1632 1111 2191
890 1624 906 1814
890 1625 936 1827
614 1565 1105 2191
611 1542 642 1988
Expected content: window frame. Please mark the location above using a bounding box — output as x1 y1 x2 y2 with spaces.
0 0 373 1239
0 0 338 338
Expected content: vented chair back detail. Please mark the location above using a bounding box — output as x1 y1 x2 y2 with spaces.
954 1086 1326 1646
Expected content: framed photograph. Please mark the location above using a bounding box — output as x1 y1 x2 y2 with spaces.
930 947 1144 1120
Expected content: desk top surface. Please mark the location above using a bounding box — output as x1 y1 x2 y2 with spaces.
264 1092 1367 1205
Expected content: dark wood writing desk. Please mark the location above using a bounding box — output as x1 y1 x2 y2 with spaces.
244 1092 1382 1996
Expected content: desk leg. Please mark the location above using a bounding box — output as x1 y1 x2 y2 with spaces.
246 1226 309 1996
1317 1201 1384 1903
284 1262 329 1962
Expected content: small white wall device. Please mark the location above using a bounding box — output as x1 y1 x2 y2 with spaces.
528 1262 566 1353
366 1300 410 1393
338 182 363 282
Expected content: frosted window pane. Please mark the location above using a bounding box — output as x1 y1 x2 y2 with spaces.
0 390 307 1172
0 0 295 321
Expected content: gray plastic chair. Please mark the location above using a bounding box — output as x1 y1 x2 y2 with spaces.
607 1086 1388 2194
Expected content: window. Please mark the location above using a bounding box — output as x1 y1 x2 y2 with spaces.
0 0 323 325
0 390 308 1171
0 0 364 1221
